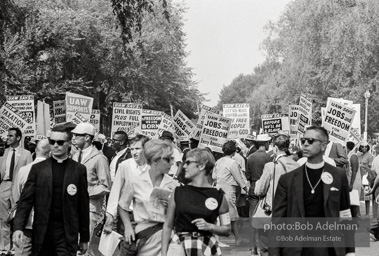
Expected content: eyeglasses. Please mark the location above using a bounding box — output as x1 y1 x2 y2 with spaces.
300 138 325 145
162 156 175 163
184 160 198 165
49 139 67 146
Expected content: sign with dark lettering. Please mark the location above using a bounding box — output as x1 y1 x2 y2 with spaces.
223 103 250 139
261 114 290 135
65 92 93 122
111 102 142 137
172 110 195 139
6 95 36 137
199 113 231 153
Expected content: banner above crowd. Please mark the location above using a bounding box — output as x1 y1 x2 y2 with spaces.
261 114 290 135
222 103 250 139
289 105 299 138
199 113 231 153
0 102 30 139
65 92 93 122
192 104 220 140
6 95 36 137
297 93 312 135
111 102 142 137
172 110 195 139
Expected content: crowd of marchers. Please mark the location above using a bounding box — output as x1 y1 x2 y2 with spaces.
1 123 379 256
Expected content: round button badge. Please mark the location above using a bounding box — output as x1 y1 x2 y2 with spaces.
321 172 333 185
67 184 77 196
205 197 218 210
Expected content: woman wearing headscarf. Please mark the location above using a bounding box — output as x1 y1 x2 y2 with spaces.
118 139 177 255
161 148 231 256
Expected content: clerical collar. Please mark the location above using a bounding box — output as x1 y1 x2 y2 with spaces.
306 161 325 169
52 156 68 163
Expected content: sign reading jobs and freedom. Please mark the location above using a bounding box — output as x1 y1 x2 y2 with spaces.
223 103 250 139
172 110 195 139
65 92 94 122
192 104 220 140
199 113 231 153
261 114 290 135
111 103 142 137
6 95 36 137
289 105 299 138
0 102 30 139
53 100 66 125
297 94 312 134
323 100 355 145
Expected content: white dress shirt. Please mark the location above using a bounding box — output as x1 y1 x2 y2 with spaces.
109 147 128 182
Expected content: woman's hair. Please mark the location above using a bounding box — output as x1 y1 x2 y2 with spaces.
274 135 290 151
358 144 370 152
186 148 215 176
143 139 173 164
222 140 236 156
346 141 355 151
130 134 149 146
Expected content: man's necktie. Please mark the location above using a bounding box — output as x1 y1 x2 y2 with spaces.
9 149 15 181
78 150 82 163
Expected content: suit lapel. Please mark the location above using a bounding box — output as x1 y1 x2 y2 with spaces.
63 159 73 198
294 167 305 217
323 164 332 209
46 158 53 196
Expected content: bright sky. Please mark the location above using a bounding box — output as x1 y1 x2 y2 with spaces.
174 0 292 107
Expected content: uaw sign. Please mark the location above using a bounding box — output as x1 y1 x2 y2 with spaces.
65 92 93 122
223 103 250 139
111 103 142 137
0 102 29 139
172 110 195 139
297 94 312 134
323 100 355 145
199 113 231 153
6 95 36 137
261 114 290 135
192 104 220 140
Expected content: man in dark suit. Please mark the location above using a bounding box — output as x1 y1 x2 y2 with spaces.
0 128 32 255
110 131 131 183
244 134 257 157
12 125 89 256
270 126 354 256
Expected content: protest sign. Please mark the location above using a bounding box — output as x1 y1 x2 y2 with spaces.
36 101 50 138
140 109 162 138
289 105 299 138
158 112 173 137
111 103 142 137
6 95 36 137
351 104 361 135
65 92 93 122
172 110 195 139
261 114 290 135
192 104 220 140
90 109 100 134
70 112 89 125
53 100 66 125
198 113 231 153
297 94 312 134
323 100 355 145
0 102 30 139
223 103 250 139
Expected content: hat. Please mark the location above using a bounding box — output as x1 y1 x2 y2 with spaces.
254 134 271 142
360 140 369 147
246 134 255 141
71 123 95 136
160 130 174 141
273 130 290 139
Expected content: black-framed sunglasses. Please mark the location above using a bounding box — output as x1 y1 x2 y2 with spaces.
184 160 198 166
49 139 67 146
162 156 175 163
300 138 325 145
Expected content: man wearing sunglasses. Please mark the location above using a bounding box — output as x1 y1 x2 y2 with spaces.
270 126 354 256
71 123 111 256
12 125 90 256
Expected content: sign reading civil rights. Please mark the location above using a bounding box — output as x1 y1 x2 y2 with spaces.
140 109 162 138
111 103 142 137
222 103 250 139
198 113 231 153
90 109 100 134
192 104 220 140
261 114 290 135
0 102 30 139
323 99 355 145
289 105 299 138
297 94 312 134
172 110 195 139
53 100 66 125
6 95 36 137
65 92 93 122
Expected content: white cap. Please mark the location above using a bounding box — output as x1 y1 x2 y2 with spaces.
255 134 271 142
71 123 95 136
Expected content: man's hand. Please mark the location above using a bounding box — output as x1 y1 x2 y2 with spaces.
103 213 114 234
78 242 88 255
124 228 136 244
12 230 24 248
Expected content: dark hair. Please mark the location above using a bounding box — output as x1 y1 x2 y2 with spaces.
130 134 149 146
359 144 370 152
274 136 290 151
255 140 269 148
306 126 329 142
222 140 236 156
51 125 73 141
296 150 303 159
114 131 128 142
186 148 215 176
346 141 355 151
9 128 22 140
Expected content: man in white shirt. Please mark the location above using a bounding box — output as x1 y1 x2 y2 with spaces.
109 131 131 183
12 139 50 256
